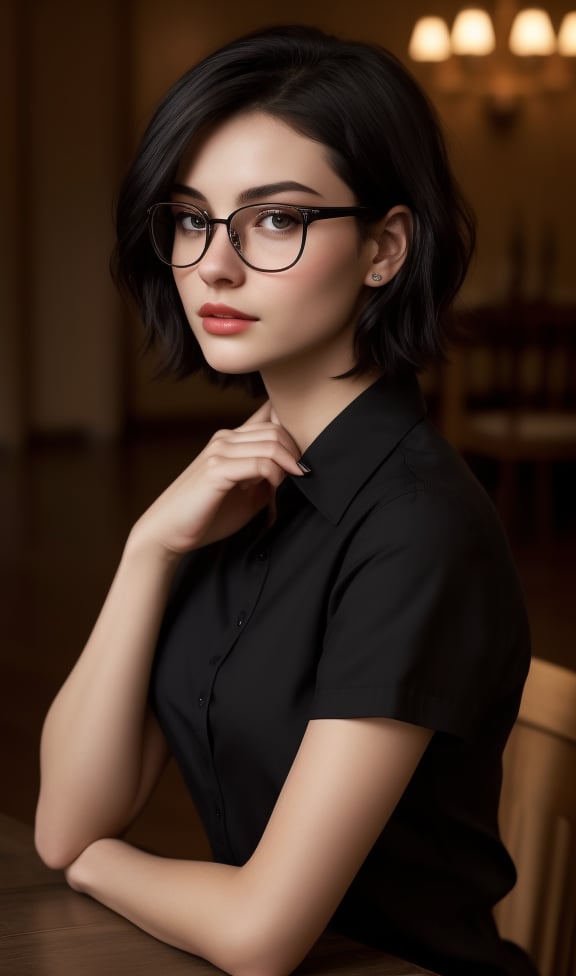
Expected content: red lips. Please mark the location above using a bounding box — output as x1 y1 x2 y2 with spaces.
199 303 257 320
198 303 258 336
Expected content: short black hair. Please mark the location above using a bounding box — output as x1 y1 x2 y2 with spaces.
111 24 475 394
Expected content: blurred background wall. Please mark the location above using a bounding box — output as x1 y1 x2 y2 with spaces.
2 0 575 447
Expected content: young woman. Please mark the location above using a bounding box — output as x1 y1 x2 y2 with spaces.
35 25 537 976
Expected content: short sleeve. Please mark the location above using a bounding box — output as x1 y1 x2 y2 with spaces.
311 486 530 738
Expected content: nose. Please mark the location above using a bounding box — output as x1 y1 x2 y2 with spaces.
196 222 246 287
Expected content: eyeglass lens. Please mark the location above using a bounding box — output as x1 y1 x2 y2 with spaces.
150 203 307 272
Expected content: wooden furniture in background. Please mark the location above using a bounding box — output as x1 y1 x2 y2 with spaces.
496 657 576 976
440 303 576 537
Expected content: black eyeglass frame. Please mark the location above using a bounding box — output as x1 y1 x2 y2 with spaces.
146 202 372 273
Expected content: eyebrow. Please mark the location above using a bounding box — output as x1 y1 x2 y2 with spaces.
170 181 323 204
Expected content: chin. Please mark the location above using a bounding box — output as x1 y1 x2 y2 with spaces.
201 352 263 376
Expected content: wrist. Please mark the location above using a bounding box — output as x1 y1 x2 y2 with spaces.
124 522 184 570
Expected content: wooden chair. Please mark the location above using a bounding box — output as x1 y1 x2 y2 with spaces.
439 303 576 537
495 657 576 976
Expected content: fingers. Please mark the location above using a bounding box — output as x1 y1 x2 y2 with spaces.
206 454 291 491
204 434 303 480
209 403 303 474
211 426 300 465
134 403 305 554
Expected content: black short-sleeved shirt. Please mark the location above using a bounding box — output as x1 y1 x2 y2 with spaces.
150 374 535 976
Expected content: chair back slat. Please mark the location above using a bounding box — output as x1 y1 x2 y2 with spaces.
496 658 576 976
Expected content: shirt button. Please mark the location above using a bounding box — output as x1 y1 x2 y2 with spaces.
198 696 205 708
215 808 222 820
236 611 246 627
208 655 221 666
256 550 267 562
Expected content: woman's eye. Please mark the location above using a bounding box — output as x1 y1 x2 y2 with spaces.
258 210 300 232
175 211 206 233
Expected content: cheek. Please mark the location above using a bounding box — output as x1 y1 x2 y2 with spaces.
283 246 367 317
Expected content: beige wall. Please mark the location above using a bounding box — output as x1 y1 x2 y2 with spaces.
2 0 575 444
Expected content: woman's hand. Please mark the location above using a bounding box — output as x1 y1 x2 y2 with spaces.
130 401 304 557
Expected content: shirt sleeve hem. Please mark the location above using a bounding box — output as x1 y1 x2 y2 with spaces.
310 685 482 738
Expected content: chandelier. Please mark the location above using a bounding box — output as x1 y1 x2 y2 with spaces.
408 4 576 125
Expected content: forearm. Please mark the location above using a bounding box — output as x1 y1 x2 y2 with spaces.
66 841 278 976
36 532 180 865
62 719 431 976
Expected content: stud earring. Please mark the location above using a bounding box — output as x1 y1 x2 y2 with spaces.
371 273 383 282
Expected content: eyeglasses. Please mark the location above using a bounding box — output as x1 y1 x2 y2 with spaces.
147 202 370 273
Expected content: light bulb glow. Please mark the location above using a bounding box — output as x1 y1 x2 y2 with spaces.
558 12 576 55
451 9 496 55
509 9 556 56
408 17 452 61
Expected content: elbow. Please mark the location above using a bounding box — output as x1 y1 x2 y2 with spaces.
35 835 69 872
214 915 308 976
34 817 73 871
34 798 82 871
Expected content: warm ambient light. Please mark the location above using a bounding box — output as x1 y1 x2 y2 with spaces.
408 4 576 128
408 17 451 61
451 9 496 55
509 8 556 55
558 11 576 54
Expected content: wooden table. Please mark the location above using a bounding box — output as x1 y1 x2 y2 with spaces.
0 814 435 975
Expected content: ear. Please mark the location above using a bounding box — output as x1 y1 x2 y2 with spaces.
363 206 412 288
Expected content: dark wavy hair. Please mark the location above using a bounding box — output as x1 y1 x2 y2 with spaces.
111 24 475 394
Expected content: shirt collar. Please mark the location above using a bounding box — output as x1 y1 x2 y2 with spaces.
286 373 427 525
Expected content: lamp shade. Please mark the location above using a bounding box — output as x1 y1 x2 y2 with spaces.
408 17 451 61
509 9 556 55
451 9 496 55
558 12 576 55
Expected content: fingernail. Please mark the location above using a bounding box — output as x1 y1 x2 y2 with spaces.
297 460 312 475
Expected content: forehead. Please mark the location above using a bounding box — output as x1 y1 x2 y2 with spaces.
175 111 352 206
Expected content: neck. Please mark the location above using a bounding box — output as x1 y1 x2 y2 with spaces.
262 366 382 453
